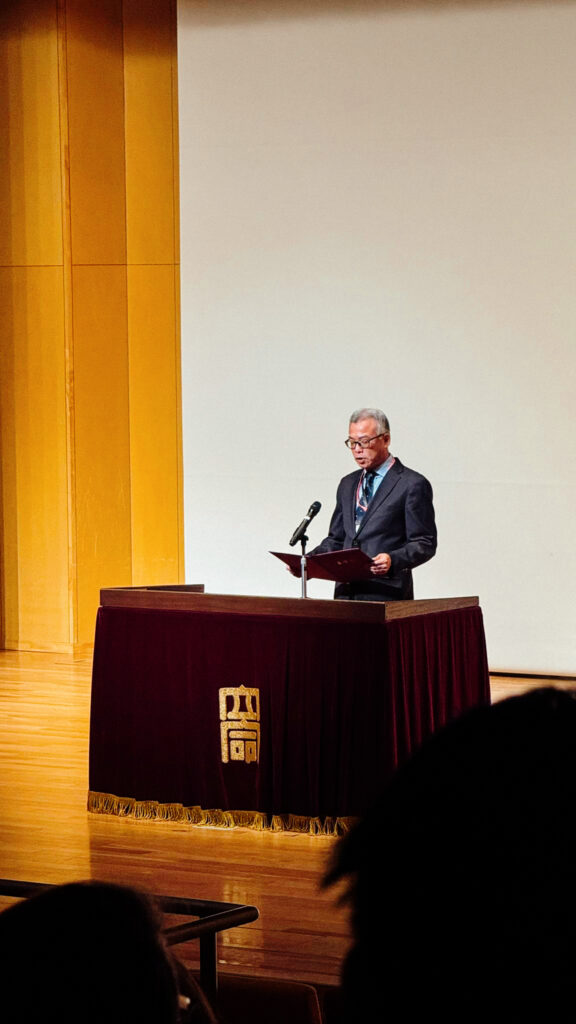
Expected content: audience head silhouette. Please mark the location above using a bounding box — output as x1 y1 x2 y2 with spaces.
326 687 576 1019
0 880 183 1023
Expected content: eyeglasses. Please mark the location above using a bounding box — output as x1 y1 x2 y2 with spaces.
344 434 386 450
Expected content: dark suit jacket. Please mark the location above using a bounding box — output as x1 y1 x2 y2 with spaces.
312 457 437 600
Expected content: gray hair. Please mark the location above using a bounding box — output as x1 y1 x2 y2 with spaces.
349 408 390 435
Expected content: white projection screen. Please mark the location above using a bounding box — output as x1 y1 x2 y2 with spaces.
177 0 576 675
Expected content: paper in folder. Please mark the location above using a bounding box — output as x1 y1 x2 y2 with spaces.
270 547 374 583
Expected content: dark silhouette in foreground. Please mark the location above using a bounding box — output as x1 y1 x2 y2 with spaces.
325 687 576 1020
0 879 216 1023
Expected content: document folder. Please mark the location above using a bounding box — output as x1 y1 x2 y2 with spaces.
270 547 374 583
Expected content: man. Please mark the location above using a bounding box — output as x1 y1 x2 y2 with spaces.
312 408 437 600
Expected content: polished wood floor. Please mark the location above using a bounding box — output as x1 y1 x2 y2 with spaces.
0 651 571 987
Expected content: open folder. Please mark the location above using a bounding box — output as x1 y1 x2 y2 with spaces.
270 547 374 583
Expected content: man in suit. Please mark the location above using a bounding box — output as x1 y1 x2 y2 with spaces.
312 408 437 600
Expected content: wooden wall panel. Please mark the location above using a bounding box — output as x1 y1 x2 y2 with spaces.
65 0 126 265
0 267 70 650
0 0 62 267
127 265 183 584
171 10 180 268
0 272 18 648
72 265 132 642
124 0 184 588
123 0 178 265
0 0 183 651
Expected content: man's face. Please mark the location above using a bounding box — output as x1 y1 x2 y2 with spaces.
347 417 390 471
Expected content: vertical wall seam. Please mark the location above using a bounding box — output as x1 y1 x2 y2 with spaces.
170 0 185 579
57 0 78 647
120 0 133 585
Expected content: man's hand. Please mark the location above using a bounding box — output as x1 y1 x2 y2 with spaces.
371 553 391 575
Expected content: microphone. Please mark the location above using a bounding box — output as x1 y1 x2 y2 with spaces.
289 501 322 547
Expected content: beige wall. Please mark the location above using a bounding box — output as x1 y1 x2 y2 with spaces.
0 0 184 652
178 0 576 674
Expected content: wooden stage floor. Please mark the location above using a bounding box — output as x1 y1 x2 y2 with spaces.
0 650 570 987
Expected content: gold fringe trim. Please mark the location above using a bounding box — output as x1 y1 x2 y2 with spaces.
87 792 355 836
270 813 353 836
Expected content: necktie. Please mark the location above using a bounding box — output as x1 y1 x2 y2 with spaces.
355 471 375 531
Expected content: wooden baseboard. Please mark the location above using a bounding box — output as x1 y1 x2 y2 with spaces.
1 639 94 657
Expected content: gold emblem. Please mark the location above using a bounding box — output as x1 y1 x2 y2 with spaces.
219 686 260 764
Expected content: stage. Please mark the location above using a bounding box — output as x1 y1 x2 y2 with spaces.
0 649 565 987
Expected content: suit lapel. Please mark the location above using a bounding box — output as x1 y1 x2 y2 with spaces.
344 471 363 536
355 459 402 539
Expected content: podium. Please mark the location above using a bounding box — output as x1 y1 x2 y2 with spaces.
88 587 490 833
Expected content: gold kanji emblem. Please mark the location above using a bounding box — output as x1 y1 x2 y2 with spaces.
219 686 260 764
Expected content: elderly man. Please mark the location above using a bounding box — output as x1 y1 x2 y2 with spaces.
312 408 437 600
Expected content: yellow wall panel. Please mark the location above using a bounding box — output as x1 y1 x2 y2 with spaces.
123 0 177 265
0 267 70 649
72 265 132 642
0 273 18 647
0 0 182 650
0 0 63 267
127 264 183 583
65 0 126 265
171 11 180 268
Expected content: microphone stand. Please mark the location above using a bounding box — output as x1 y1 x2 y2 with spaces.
299 534 309 599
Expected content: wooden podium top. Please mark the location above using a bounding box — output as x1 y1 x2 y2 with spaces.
99 586 478 623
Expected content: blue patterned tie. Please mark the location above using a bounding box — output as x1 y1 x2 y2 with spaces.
355 471 375 531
